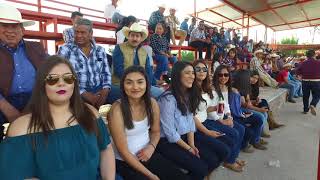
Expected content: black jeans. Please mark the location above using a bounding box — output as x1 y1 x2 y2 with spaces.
302 81 320 112
116 152 189 180
157 134 221 180
189 41 212 59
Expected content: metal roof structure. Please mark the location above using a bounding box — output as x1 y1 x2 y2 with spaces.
193 0 320 31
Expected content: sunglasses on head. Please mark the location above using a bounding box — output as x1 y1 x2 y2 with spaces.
45 73 76 86
195 66 208 72
218 73 229 77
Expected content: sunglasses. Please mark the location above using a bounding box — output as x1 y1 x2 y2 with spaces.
218 73 230 77
195 67 208 72
45 73 76 86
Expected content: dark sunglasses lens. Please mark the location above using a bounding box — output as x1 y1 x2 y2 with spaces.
218 73 229 77
195 67 208 72
46 76 59 85
63 75 75 84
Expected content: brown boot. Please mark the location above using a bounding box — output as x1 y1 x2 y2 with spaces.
268 111 284 130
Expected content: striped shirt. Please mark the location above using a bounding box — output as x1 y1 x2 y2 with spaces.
58 42 111 94
63 28 74 44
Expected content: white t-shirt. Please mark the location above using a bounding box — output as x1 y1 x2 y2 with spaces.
207 90 231 120
104 4 120 19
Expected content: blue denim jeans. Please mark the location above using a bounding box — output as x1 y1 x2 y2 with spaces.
154 54 177 80
202 120 245 164
279 83 295 100
290 80 302 97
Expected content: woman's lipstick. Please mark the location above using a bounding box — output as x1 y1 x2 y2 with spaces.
56 90 66 94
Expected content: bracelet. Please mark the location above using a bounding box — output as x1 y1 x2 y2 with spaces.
188 147 192 152
149 143 156 149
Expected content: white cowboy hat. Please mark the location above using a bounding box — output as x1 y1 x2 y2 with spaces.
270 53 280 58
0 4 35 27
122 23 148 41
254 49 264 57
158 3 166 9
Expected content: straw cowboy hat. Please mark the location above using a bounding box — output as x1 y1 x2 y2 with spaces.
122 23 148 41
0 4 35 27
254 49 264 57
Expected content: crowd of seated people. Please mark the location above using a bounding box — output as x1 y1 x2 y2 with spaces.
1 3 319 180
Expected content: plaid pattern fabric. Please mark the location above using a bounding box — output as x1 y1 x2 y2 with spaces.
190 27 206 42
58 43 111 94
63 28 74 44
150 34 169 54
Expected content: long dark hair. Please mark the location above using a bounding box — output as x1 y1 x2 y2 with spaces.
212 65 232 99
193 60 213 99
119 65 153 129
227 48 237 60
250 70 260 99
233 69 251 96
27 55 98 139
165 61 203 115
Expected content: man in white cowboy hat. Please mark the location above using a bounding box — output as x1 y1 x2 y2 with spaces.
0 4 47 140
276 63 297 103
148 3 166 32
165 7 187 46
112 23 163 97
250 49 278 88
58 18 121 108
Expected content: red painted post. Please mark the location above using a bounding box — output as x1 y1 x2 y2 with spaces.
247 15 249 37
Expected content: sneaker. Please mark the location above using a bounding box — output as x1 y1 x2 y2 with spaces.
253 143 267 150
242 144 255 153
302 111 308 114
288 99 296 103
310 105 317 116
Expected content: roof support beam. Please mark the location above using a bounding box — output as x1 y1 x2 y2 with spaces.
258 0 293 29
208 9 245 27
196 4 226 14
220 0 276 31
250 0 312 15
271 17 320 27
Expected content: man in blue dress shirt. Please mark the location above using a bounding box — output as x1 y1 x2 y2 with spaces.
0 4 47 140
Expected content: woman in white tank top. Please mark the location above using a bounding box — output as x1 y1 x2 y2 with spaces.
108 66 190 180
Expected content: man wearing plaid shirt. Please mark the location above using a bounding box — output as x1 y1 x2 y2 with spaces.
58 18 120 108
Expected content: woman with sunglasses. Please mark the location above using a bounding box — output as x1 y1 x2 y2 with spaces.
0 56 116 179
108 66 188 180
193 61 246 172
157 61 226 180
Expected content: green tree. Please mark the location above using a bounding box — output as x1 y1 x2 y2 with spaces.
280 36 299 56
181 51 195 63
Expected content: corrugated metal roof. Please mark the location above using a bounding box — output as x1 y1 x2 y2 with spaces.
194 0 320 31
